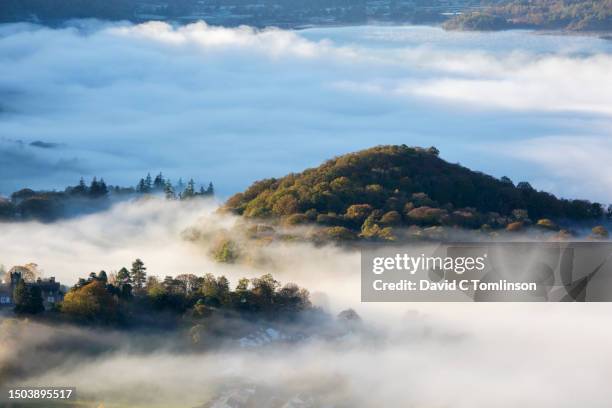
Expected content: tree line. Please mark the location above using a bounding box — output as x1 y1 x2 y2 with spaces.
136 173 214 200
445 0 612 32
0 173 215 222
12 259 312 326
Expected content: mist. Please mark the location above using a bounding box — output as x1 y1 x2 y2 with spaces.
1 198 612 406
1 22 612 201
2 19 612 407
5 305 610 407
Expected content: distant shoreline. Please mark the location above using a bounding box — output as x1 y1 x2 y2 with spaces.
534 30 612 41
3 17 612 41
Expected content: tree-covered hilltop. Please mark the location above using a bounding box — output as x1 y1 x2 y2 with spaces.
223 145 607 240
1 262 361 386
444 0 612 32
0 173 214 222
8 258 313 328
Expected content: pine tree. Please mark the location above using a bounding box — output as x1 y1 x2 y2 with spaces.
137 178 147 193
117 267 131 285
28 285 44 313
73 177 88 195
130 259 147 290
182 179 196 199
164 180 176 200
206 182 214 196
99 178 108 196
12 279 27 311
13 279 43 314
216 275 229 301
97 270 108 283
153 173 164 191
90 177 98 195
145 173 153 191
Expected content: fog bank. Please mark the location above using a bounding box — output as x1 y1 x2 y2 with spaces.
1 198 612 406
1 22 611 201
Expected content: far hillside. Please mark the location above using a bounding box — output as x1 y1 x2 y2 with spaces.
223 145 608 241
444 0 612 32
0 173 214 222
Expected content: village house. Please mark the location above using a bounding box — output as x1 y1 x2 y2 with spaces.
0 269 64 309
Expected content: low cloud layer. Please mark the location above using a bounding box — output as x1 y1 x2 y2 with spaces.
1 198 612 407
2 22 612 407
0 198 222 286
0 22 611 201
10 305 610 407
412 54 612 115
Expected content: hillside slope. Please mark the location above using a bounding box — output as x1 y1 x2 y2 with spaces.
224 145 604 239
444 0 612 32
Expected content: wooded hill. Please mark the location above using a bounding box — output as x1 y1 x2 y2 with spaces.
444 0 612 32
223 145 606 240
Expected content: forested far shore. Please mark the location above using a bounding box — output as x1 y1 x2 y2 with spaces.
0 173 214 222
444 0 612 32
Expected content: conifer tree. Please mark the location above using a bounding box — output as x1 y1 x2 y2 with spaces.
130 259 147 290
13 279 43 314
206 182 214 196
164 180 176 200
73 177 88 195
90 177 108 197
145 173 153 191
97 270 108 283
99 178 108 196
12 279 27 311
182 179 196 199
137 178 147 193
90 177 100 196
117 267 131 285
153 173 164 191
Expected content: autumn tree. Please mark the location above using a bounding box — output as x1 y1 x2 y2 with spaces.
251 274 279 307
61 280 119 322
175 274 199 294
276 283 311 312
236 277 250 293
